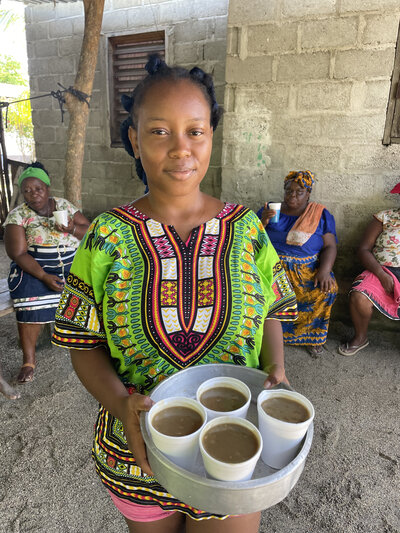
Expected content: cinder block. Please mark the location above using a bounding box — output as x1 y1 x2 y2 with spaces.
102 10 129 32
319 113 386 141
277 52 330 81
272 116 322 142
362 13 400 45
204 40 227 61
25 21 49 42
112 0 143 9
34 39 58 59
126 6 161 28
334 48 395 79
226 56 273 84
297 81 353 111
173 43 201 64
364 80 391 110
214 16 229 39
58 37 82 57
158 2 194 24
222 114 271 144
284 143 342 172
248 23 297 55
29 5 56 22
36 142 67 160
300 17 358 49
48 18 74 38
55 2 84 19
35 109 68 127
343 143 400 171
283 0 336 17
201 166 222 197
174 19 211 43
227 27 239 56
234 84 290 114
340 0 400 13
33 127 56 143
228 0 277 24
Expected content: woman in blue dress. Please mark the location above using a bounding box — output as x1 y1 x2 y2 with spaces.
258 170 338 356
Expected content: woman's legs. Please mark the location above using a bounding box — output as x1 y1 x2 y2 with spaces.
124 512 185 533
16 322 42 382
186 512 261 533
348 291 373 345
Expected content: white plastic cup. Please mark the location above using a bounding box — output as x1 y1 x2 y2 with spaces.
196 376 251 421
257 389 314 469
268 202 281 223
199 416 263 481
53 210 69 226
148 397 207 470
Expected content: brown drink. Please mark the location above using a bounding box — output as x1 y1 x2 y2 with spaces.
152 406 203 437
261 396 310 424
200 386 247 412
202 422 259 463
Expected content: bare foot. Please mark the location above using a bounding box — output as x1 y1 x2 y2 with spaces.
0 377 21 400
17 363 35 383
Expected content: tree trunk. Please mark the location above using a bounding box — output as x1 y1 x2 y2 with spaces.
63 0 105 208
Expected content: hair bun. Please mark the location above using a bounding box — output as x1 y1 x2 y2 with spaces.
189 66 205 82
146 54 167 75
121 94 133 113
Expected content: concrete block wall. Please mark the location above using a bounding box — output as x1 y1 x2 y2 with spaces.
25 0 228 219
222 0 400 286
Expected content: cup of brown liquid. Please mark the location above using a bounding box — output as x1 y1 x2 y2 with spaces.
257 390 314 469
148 397 207 470
196 377 251 421
199 416 263 481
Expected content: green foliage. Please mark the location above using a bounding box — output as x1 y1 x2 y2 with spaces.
0 55 26 86
1 89 34 157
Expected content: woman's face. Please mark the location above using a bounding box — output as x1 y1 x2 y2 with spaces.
128 79 213 197
21 177 50 214
283 180 310 211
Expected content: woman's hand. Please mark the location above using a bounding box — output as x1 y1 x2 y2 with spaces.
260 203 277 227
40 273 65 292
55 217 74 234
263 363 289 389
119 393 155 475
314 269 335 292
378 270 394 294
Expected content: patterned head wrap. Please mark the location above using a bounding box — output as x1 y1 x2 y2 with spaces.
18 167 51 188
390 182 400 194
284 170 315 191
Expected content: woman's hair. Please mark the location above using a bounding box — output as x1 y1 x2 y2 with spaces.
284 170 315 192
28 161 49 176
120 54 223 189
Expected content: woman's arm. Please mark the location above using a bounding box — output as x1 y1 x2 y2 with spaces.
259 319 288 389
4 224 64 292
358 217 393 293
314 232 337 292
70 347 154 474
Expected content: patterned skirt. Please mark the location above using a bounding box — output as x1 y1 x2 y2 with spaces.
8 245 76 323
279 254 338 346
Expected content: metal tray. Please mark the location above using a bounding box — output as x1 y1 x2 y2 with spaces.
140 364 313 515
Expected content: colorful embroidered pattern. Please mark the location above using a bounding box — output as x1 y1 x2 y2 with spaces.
53 202 297 519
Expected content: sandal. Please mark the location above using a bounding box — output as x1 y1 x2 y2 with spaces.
307 345 324 357
17 363 35 384
338 340 369 357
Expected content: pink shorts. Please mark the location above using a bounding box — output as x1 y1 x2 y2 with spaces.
107 490 178 522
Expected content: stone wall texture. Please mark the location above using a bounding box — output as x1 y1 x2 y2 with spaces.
25 0 229 219
222 0 400 287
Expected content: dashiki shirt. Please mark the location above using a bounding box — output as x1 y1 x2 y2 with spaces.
53 202 297 520
4 198 80 323
259 206 338 347
372 209 400 268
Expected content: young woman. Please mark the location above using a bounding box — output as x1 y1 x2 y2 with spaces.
52 55 297 532
258 171 338 356
4 162 90 383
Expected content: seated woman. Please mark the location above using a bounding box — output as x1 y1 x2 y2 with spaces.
338 182 400 356
3 162 90 383
258 170 338 356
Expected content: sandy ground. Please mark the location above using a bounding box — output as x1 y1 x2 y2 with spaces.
0 241 399 533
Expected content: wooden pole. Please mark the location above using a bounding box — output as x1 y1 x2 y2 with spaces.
63 0 105 208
